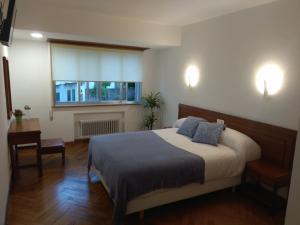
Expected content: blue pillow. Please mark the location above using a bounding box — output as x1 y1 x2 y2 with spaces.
177 116 207 138
192 122 225 146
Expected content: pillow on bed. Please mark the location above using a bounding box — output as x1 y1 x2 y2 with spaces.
177 116 207 138
172 118 187 128
192 122 225 146
219 127 261 161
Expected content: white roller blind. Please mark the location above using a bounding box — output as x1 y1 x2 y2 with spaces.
100 51 122 81
51 44 143 82
122 53 143 82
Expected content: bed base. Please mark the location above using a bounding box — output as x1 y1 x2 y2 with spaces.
93 168 241 215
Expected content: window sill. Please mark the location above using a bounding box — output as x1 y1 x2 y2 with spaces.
52 102 142 109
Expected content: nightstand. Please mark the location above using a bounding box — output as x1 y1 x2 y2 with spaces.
242 160 290 209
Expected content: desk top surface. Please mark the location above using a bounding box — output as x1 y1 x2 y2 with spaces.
8 118 41 134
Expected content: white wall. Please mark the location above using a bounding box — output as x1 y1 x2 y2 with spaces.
285 120 300 225
156 0 300 130
0 45 10 224
9 39 157 142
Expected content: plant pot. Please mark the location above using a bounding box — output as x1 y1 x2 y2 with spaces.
15 116 23 124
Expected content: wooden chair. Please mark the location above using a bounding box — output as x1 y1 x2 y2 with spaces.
41 138 65 166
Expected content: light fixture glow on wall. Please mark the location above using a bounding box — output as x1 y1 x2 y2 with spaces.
255 63 284 96
185 65 199 88
30 32 43 39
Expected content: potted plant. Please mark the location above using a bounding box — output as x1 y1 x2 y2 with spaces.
13 109 25 124
142 92 161 130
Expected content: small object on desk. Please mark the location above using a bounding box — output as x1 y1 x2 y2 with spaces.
242 159 290 210
7 118 42 179
24 105 32 119
13 109 25 124
41 138 65 166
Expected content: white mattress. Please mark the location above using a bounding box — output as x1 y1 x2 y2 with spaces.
153 128 259 182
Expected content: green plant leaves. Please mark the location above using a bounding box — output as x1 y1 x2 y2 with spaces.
142 92 161 130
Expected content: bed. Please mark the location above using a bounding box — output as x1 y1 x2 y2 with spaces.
88 104 297 225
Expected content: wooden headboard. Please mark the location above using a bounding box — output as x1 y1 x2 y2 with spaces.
178 104 298 170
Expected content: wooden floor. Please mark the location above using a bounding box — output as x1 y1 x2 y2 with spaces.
7 142 286 225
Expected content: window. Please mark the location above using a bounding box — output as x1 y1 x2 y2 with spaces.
56 93 60 102
51 43 143 106
67 90 71 101
55 81 79 104
127 82 141 102
80 81 101 102
101 82 121 101
72 89 76 101
54 81 141 105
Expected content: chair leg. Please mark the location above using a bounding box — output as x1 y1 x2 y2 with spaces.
37 141 43 177
232 186 236 193
62 148 65 166
139 210 145 220
15 145 19 167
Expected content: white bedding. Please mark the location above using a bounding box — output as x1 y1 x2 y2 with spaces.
153 128 260 182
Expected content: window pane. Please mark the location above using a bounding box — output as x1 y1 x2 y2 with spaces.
127 82 142 102
121 82 126 101
101 82 121 101
55 81 78 104
67 90 71 101
127 82 135 101
56 93 60 102
80 82 100 102
72 89 76 101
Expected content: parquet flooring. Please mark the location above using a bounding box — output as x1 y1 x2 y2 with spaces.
7 142 285 225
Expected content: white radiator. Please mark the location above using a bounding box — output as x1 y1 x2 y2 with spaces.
79 119 120 138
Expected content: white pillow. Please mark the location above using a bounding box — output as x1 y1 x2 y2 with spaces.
219 127 261 162
172 118 187 128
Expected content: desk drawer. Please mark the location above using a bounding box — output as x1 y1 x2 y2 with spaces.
8 132 40 145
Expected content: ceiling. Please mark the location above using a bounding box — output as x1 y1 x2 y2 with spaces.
19 0 277 26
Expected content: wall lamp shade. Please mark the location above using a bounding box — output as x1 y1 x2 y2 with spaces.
256 63 284 96
185 65 199 87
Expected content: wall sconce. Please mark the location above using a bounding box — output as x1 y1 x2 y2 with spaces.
255 63 284 96
185 65 199 88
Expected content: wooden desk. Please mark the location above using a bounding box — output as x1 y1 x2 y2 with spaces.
8 118 42 179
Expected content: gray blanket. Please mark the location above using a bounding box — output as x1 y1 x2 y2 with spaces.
88 131 205 225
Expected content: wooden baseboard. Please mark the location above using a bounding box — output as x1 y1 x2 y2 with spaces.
5 190 10 225
74 138 90 143
64 139 90 148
